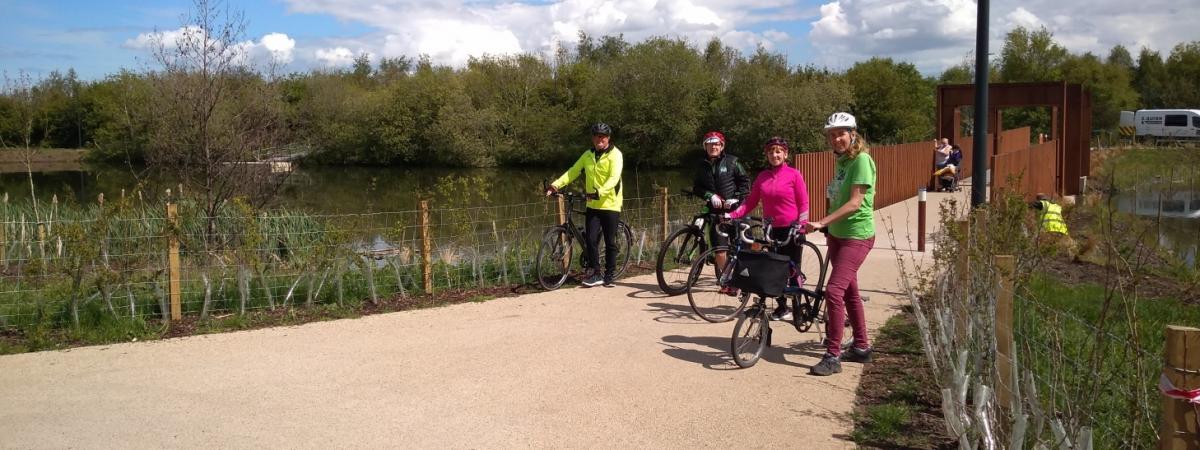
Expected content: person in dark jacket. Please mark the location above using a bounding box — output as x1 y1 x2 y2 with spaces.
692 130 750 295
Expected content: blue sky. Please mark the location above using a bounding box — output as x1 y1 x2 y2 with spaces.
2 0 1198 80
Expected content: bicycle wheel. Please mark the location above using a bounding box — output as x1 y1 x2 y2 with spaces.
655 226 705 296
602 221 633 279
686 246 750 323
731 304 769 368
535 226 573 290
796 240 828 291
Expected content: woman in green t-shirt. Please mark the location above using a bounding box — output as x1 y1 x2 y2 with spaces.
803 112 877 377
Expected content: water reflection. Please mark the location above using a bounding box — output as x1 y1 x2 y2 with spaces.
1114 188 1200 268
0 164 692 213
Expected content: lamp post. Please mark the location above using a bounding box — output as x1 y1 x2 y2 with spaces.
971 0 990 207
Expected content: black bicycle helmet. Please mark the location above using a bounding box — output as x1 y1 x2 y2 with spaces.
591 122 612 136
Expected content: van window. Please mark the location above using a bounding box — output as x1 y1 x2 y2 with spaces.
1194 116 1200 128
1165 115 1187 127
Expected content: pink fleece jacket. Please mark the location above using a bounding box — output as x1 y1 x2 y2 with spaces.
728 163 810 228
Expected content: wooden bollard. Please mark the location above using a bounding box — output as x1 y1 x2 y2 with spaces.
1160 325 1200 449
993 255 1015 411
166 202 181 321
420 200 432 295
917 188 927 252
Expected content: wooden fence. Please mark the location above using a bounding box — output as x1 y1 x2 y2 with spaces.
998 127 1032 154
794 141 938 220
991 140 1059 202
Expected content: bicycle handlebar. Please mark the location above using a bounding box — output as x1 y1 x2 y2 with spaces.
715 217 810 248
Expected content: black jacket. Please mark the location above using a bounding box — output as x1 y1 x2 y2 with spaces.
693 153 750 203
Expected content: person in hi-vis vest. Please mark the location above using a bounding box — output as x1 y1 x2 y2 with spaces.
1029 193 1076 259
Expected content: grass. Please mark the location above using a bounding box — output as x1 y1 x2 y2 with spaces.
1016 274 1200 448
855 403 914 442
851 311 952 449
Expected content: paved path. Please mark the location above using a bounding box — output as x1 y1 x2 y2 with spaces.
0 190 968 449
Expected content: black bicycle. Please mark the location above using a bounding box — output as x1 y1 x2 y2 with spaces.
683 217 827 324
655 189 720 296
535 184 633 291
731 230 845 369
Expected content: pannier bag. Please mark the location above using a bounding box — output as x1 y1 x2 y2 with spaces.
730 250 790 297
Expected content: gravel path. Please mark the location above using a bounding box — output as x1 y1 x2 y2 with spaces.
0 190 966 449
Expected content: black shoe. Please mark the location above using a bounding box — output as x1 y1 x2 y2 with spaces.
581 273 603 287
809 354 842 376
602 276 615 287
842 346 873 363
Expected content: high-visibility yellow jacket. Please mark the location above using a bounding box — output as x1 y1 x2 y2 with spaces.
1038 201 1068 235
551 146 624 212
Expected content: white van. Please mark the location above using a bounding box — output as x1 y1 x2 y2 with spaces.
1119 109 1200 140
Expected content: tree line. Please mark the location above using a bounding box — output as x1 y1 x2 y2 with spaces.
2 26 1198 169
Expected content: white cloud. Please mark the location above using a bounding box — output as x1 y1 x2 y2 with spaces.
809 0 1200 74
1004 7 1042 30
315 46 356 66
282 0 799 67
125 27 297 67
260 33 296 64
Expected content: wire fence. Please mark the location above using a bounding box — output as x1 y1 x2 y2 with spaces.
904 193 1183 449
0 191 712 331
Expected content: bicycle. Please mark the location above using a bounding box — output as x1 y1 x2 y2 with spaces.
655 189 720 296
732 229 852 369
534 182 633 291
684 218 826 324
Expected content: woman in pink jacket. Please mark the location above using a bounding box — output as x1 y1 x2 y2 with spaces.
725 136 810 321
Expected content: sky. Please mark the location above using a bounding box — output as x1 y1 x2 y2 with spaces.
2 0 1199 81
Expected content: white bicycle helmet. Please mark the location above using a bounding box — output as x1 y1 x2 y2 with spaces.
824 112 857 131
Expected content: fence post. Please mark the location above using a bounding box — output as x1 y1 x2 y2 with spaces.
166 202 181 321
556 196 566 227
955 220 970 342
660 187 669 242
1160 325 1200 449
420 200 432 295
1079 176 1088 204
993 255 1015 412
917 188 927 252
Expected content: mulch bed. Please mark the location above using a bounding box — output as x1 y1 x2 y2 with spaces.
852 309 957 449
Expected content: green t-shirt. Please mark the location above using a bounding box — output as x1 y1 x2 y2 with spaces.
826 152 876 239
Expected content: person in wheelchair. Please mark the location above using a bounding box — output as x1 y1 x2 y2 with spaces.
933 143 962 192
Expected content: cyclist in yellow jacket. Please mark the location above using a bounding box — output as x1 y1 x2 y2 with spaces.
545 123 624 287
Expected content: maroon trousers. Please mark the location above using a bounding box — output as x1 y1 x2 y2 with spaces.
823 235 874 357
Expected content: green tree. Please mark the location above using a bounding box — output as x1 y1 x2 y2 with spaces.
1060 52 1139 129
723 47 852 156
1164 41 1200 107
579 37 711 168
998 27 1069 82
83 70 153 162
845 57 934 143
1134 48 1169 108
939 61 973 84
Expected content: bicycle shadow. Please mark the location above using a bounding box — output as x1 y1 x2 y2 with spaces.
619 281 670 299
660 332 827 370
644 302 706 324
659 334 737 370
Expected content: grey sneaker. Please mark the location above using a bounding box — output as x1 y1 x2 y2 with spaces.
581 273 603 287
809 354 842 376
769 305 793 322
842 346 873 363
602 276 615 287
